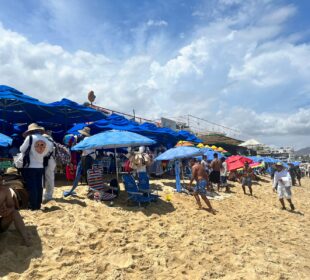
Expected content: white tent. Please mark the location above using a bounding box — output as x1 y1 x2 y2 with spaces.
239 139 262 147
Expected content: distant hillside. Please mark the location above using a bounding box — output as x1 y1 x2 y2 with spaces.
295 147 310 156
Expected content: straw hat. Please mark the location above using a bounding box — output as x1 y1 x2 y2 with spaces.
5 167 19 175
23 123 45 137
78 127 91 137
275 162 283 167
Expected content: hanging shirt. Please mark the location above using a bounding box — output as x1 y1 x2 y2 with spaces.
20 134 52 168
220 162 228 177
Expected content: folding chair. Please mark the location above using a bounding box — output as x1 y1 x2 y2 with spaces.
137 172 159 201
87 167 116 201
122 174 153 206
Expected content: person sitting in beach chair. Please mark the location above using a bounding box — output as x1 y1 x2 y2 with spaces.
0 175 30 246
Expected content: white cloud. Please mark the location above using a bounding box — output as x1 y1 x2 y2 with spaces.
146 20 168 27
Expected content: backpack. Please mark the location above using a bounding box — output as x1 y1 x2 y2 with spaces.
13 136 33 169
55 142 71 165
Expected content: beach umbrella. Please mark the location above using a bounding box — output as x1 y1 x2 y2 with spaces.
65 130 156 197
72 130 156 151
226 155 253 171
211 145 217 150
202 149 224 160
0 133 12 147
196 143 205 148
155 146 204 192
155 146 204 161
175 141 194 147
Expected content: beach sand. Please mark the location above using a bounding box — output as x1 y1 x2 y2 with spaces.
1 176 309 280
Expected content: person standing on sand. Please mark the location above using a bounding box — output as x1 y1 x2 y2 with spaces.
0 177 30 246
220 157 229 192
20 123 52 210
273 162 295 211
241 162 253 195
43 131 57 203
188 159 215 213
210 153 222 191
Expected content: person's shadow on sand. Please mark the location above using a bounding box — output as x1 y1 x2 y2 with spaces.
0 225 42 277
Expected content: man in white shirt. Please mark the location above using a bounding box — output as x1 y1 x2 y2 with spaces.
20 123 52 210
220 157 229 192
273 162 295 211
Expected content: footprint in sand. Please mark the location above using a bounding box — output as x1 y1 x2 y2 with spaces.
108 253 133 268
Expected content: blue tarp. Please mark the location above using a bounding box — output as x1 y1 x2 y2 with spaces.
0 133 12 147
0 85 56 123
0 85 105 127
48 98 104 125
68 114 180 147
178 130 202 143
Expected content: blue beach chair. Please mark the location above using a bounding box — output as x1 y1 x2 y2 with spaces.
137 172 159 201
122 174 153 206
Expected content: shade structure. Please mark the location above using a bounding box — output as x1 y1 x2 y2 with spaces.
72 130 156 151
0 85 55 123
48 98 104 127
226 155 253 171
202 148 224 160
0 133 12 147
175 141 194 147
155 146 204 161
177 130 202 143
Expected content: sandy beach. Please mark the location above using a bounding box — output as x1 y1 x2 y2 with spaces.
1 176 309 280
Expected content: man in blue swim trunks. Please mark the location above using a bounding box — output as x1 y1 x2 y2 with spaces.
189 159 215 212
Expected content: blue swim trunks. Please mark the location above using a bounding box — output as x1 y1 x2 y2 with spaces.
194 179 207 195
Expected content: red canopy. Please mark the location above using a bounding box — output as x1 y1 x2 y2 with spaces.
226 155 253 171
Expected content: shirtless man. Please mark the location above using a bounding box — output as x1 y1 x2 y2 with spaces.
210 153 222 191
0 178 30 246
189 159 214 213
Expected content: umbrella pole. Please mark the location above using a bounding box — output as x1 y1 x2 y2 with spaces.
114 147 119 182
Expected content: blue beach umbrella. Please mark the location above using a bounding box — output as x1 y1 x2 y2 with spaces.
64 130 156 196
155 146 204 192
72 130 156 151
0 133 12 147
155 146 204 161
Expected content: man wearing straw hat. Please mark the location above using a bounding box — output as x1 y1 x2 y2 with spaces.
273 162 295 211
19 123 52 210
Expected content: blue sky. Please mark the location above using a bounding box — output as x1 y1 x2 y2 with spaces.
0 0 309 148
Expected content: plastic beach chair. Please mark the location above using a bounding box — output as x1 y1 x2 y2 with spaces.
137 172 159 201
122 174 153 206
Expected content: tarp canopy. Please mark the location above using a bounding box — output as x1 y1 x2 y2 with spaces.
177 130 202 143
48 98 105 125
0 85 56 123
0 133 12 147
239 139 262 147
68 114 180 147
